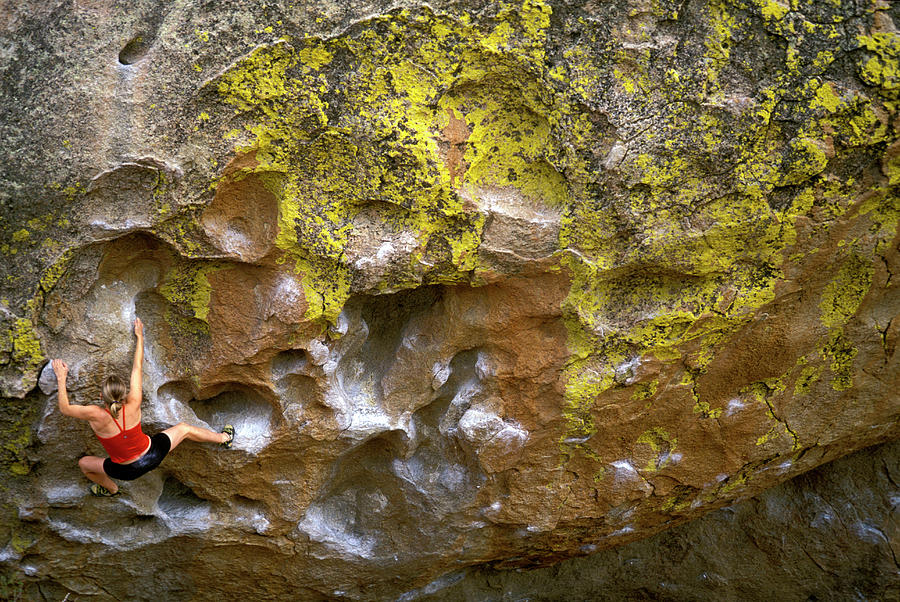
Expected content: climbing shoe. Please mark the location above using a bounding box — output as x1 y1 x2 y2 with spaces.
90 484 118 497
222 425 235 449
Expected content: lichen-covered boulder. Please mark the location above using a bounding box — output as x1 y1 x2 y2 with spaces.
1 0 898 599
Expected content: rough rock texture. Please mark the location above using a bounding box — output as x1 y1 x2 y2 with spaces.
407 438 900 601
0 0 898 599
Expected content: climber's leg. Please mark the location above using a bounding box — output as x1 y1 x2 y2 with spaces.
162 422 230 451
79 455 119 494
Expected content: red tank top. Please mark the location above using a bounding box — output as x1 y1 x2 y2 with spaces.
96 407 151 463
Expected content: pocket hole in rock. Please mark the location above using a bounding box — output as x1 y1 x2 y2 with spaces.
118 34 151 65
271 349 311 380
189 385 277 455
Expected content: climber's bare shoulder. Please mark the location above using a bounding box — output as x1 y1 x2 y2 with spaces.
125 388 142 406
61 401 106 423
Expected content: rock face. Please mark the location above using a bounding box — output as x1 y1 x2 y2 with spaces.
408 438 900 601
0 0 898 599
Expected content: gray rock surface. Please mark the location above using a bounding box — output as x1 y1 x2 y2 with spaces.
406 439 900 602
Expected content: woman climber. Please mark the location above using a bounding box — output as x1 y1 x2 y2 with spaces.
52 317 234 496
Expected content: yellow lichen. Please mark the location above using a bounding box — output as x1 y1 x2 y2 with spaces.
819 252 874 330
39 250 74 293
636 427 678 472
857 33 900 97
216 4 573 324
159 263 225 324
821 331 858 391
793 364 823 397
7 319 44 377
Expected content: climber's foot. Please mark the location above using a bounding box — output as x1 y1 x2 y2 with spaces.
90 483 119 497
222 425 235 449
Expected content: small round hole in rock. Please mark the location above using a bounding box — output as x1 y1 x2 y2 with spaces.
272 349 310 380
118 35 150 65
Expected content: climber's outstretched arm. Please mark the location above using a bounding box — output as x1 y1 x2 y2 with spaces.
52 359 102 421
128 317 144 405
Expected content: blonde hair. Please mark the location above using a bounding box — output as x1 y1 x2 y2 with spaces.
101 375 127 418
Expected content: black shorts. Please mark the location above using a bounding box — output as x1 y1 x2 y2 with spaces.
103 433 172 481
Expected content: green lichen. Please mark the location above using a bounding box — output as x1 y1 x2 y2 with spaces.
631 379 658 402
702 2 736 94
297 44 333 70
4 421 32 476
0 393 39 476
859 188 900 253
821 331 857 391
636 427 678 472
154 212 204 255
9 531 33 554
26 216 53 233
159 263 224 323
857 33 900 97
819 252 873 330
811 81 842 113
612 47 652 97
693 399 724 420
714 466 753 497
819 95 889 148
202 1 897 471
755 0 789 22
553 0 899 451
660 486 698 513
8 319 43 375
442 88 570 208
61 181 86 201
39 250 74 293
448 223 485 272
217 40 301 119
216 2 574 324
884 153 900 187
778 137 828 186
793 363 823 397
557 180 803 442
559 355 613 448
744 379 799 449
814 249 873 391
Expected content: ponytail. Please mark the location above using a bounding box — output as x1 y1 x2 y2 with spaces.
101 375 127 418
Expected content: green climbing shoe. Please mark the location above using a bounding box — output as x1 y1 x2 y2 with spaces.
90 484 118 497
222 425 235 449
